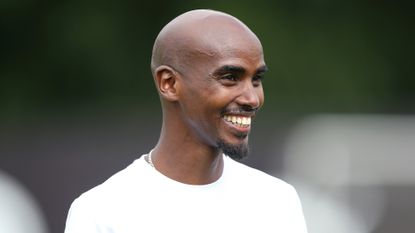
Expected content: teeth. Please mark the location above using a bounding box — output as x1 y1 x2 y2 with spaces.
223 115 251 127
242 117 247 125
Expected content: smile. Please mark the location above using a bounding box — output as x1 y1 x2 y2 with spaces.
223 115 251 128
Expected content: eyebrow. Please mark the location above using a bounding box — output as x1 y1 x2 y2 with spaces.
212 64 268 76
213 65 246 75
256 65 268 74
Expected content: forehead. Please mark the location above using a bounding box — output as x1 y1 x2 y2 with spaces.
204 40 265 73
196 35 264 69
199 16 263 55
173 13 266 74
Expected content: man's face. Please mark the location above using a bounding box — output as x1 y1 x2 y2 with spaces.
177 38 266 159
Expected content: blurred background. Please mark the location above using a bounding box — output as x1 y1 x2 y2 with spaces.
1 1 414 232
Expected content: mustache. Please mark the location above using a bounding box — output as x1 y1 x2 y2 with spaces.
221 106 260 115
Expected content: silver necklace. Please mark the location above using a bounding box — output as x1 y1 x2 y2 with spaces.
146 150 155 168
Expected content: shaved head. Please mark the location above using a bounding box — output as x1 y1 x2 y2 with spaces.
151 9 263 75
151 9 266 160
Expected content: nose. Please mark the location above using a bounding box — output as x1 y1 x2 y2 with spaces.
235 82 263 109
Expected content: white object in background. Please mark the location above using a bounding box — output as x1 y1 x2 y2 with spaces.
280 114 415 233
0 170 49 233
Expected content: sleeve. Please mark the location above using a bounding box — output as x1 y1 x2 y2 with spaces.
64 197 104 233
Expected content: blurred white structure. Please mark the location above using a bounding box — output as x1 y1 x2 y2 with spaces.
281 114 415 233
0 170 49 233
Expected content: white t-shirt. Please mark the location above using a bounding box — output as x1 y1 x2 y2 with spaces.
65 154 307 233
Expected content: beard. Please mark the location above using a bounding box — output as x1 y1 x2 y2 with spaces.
218 106 257 160
217 136 249 160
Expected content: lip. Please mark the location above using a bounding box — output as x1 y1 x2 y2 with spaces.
222 116 251 134
222 111 256 118
220 108 257 137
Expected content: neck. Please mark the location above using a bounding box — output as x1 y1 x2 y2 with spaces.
150 121 224 185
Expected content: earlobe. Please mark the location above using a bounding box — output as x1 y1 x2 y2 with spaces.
155 65 180 101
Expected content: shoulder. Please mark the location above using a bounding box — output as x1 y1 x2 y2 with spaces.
224 156 307 230
70 156 148 207
65 156 154 232
225 156 297 194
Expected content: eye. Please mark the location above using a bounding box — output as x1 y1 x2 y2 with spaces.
221 73 238 82
252 74 264 87
216 73 239 86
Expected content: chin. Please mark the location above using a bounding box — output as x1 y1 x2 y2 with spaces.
217 139 249 160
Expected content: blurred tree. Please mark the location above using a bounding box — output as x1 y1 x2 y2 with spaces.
1 1 414 121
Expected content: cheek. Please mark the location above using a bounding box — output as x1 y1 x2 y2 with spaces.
180 86 218 124
258 88 265 106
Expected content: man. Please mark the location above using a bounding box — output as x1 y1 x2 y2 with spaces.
65 9 307 233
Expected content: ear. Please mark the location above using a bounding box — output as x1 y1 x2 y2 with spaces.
154 65 180 101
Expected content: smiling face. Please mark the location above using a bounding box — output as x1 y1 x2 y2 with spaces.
175 18 266 159
152 10 267 159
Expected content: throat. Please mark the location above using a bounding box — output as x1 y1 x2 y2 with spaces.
150 147 224 185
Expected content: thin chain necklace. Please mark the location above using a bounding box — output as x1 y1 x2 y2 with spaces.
146 150 155 168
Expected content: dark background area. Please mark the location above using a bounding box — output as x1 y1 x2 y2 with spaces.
1 1 414 233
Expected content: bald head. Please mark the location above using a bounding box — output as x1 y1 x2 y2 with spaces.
151 9 263 75
150 10 267 161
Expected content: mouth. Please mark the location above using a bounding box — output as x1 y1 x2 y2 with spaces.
223 115 251 128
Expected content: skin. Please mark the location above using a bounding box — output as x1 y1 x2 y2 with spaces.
150 9 267 185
